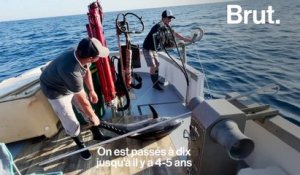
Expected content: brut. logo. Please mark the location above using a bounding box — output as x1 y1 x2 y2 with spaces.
227 5 280 25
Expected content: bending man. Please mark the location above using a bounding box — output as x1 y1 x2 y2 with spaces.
40 37 110 160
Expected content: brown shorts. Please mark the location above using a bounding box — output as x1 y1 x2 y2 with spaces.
143 49 159 67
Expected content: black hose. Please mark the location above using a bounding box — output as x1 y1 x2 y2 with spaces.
161 25 190 86
110 56 130 111
116 58 130 111
116 12 144 34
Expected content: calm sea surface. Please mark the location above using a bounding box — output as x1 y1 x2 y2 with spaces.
0 0 299 122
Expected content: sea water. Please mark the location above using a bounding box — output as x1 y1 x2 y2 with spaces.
0 0 299 122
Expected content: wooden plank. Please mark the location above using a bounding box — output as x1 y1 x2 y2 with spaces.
14 123 185 175
126 138 145 174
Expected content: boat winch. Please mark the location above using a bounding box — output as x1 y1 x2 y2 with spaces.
186 97 254 175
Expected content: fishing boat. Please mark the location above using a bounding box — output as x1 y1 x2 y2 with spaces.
1 1 300 175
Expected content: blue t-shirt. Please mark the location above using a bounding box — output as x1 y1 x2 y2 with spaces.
143 22 166 51
40 49 87 99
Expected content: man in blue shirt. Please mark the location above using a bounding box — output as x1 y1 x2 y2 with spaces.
143 10 192 91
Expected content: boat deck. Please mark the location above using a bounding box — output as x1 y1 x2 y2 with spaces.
13 72 191 175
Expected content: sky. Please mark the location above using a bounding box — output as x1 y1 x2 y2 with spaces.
0 0 232 22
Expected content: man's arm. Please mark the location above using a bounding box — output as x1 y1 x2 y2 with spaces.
174 32 193 43
83 68 98 104
74 89 100 126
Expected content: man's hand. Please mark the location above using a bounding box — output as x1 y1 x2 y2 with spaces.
89 90 98 104
90 115 100 126
184 37 193 43
74 90 100 126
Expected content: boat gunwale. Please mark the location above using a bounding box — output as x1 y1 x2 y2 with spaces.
228 93 300 153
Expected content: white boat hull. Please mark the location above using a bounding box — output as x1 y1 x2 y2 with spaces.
0 66 60 143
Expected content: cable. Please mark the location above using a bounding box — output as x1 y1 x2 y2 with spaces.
163 47 189 86
192 43 213 99
158 25 190 87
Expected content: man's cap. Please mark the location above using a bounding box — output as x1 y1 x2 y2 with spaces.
77 37 110 58
162 10 175 19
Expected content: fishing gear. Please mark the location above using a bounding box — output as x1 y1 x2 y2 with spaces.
163 24 196 87
114 12 144 111
183 27 204 46
116 12 144 34
153 25 204 87
115 12 144 88
112 54 131 111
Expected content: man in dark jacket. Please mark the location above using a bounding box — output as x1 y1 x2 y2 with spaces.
143 9 192 91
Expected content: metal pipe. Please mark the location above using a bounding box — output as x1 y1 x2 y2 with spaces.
210 119 254 160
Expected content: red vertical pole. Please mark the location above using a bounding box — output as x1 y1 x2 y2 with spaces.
87 2 116 104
